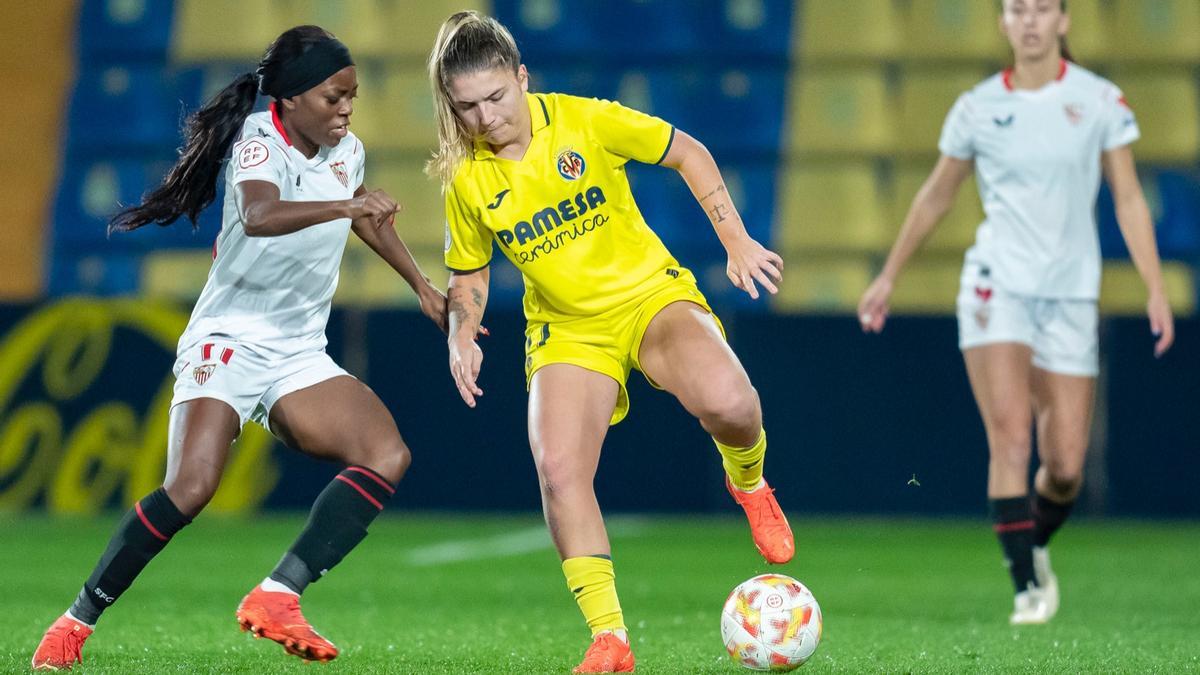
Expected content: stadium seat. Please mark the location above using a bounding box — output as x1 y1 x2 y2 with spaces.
903 0 1007 61
887 257 963 313
698 0 793 61
895 68 988 156
1110 0 1200 63
368 160 447 250
774 162 889 254
891 161 983 255
1061 0 1111 65
336 240 449 306
278 0 395 59
1098 170 1200 261
785 67 895 156
771 255 874 314
67 65 203 151
1100 261 1195 315
796 0 901 62
78 0 175 60
1110 71 1200 164
172 0 289 63
353 64 438 152
140 249 214 302
493 0 603 58
46 250 143 296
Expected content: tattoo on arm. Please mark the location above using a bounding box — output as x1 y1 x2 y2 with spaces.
699 184 726 202
470 287 483 308
708 202 730 224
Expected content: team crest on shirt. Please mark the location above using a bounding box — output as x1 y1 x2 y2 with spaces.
329 161 349 188
1063 103 1084 126
556 149 586 181
193 364 216 386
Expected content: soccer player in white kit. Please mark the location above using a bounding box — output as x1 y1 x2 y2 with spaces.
857 0 1175 625
32 26 446 670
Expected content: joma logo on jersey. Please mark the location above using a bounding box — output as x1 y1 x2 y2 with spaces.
556 150 586 180
497 186 607 248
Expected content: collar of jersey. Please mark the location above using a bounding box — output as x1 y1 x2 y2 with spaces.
471 93 549 161
268 101 332 164
1002 59 1068 97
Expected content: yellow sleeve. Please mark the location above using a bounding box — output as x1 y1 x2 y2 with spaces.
579 96 676 166
443 181 492 272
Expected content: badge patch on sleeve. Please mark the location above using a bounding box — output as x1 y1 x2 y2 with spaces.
238 140 270 169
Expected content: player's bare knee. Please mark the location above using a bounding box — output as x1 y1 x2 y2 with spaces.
535 453 583 499
1044 463 1083 495
696 384 760 437
163 474 220 517
362 436 410 484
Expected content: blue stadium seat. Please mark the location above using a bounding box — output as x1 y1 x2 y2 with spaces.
527 66 785 158
696 0 793 61
47 250 143 296
493 0 605 60
77 0 175 60
1099 170 1200 261
67 65 203 152
54 156 223 252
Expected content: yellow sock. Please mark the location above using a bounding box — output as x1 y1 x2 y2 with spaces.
562 556 625 635
715 429 767 491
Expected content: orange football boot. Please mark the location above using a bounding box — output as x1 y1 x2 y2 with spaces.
236 585 338 662
31 615 93 671
573 631 635 673
727 477 795 564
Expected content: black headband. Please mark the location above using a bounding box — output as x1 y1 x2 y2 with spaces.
258 38 354 99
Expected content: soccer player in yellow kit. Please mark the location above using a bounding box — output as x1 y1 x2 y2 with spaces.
428 12 793 672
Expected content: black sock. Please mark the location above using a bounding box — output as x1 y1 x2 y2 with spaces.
1032 493 1075 547
69 488 191 625
989 496 1037 593
269 465 395 594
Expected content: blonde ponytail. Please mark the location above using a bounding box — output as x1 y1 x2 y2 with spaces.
426 11 522 188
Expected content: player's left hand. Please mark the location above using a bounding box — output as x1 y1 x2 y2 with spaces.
724 236 783 300
419 281 449 334
1148 288 1174 358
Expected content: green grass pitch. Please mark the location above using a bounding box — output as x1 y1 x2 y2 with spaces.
3 514 1198 673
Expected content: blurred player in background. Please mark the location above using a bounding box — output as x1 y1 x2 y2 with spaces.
32 25 446 669
428 10 793 673
857 0 1174 624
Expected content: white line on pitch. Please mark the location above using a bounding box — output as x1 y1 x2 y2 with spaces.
402 517 651 567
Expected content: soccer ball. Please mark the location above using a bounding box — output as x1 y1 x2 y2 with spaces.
720 574 822 671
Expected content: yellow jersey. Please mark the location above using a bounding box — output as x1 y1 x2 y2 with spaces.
444 92 683 324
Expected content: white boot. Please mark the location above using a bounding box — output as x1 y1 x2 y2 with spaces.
1010 582 1052 625
1032 546 1059 620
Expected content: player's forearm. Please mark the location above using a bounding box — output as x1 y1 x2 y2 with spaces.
667 134 751 245
242 199 354 237
880 188 954 282
447 269 489 341
1114 195 1166 296
352 219 432 293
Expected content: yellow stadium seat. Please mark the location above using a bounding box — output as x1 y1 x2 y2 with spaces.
891 161 983 255
771 256 874 314
353 64 438 152
903 0 1007 61
1111 71 1200 163
368 160 446 249
172 0 290 63
775 162 889 254
786 68 894 155
1062 0 1111 65
887 257 963 314
141 250 213 302
896 68 987 156
796 0 901 61
1100 262 1195 316
279 0 395 59
336 240 448 307
1110 0 1200 63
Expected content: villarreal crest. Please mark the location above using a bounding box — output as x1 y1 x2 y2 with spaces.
556 149 586 181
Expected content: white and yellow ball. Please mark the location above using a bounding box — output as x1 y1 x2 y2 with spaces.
720 574 822 671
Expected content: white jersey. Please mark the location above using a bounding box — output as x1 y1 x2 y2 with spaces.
939 61 1139 299
178 106 365 357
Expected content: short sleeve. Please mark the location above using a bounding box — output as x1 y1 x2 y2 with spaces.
443 181 492 271
579 97 675 166
1101 85 1140 151
938 94 976 160
230 137 288 188
351 138 366 191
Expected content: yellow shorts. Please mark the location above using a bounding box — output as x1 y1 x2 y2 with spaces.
524 269 724 425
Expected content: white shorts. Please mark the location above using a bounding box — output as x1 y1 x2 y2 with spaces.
171 337 351 430
956 265 1099 377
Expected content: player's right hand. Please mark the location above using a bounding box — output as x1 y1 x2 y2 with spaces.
448 334 484 408
350 189 400 227
857 275 893 333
